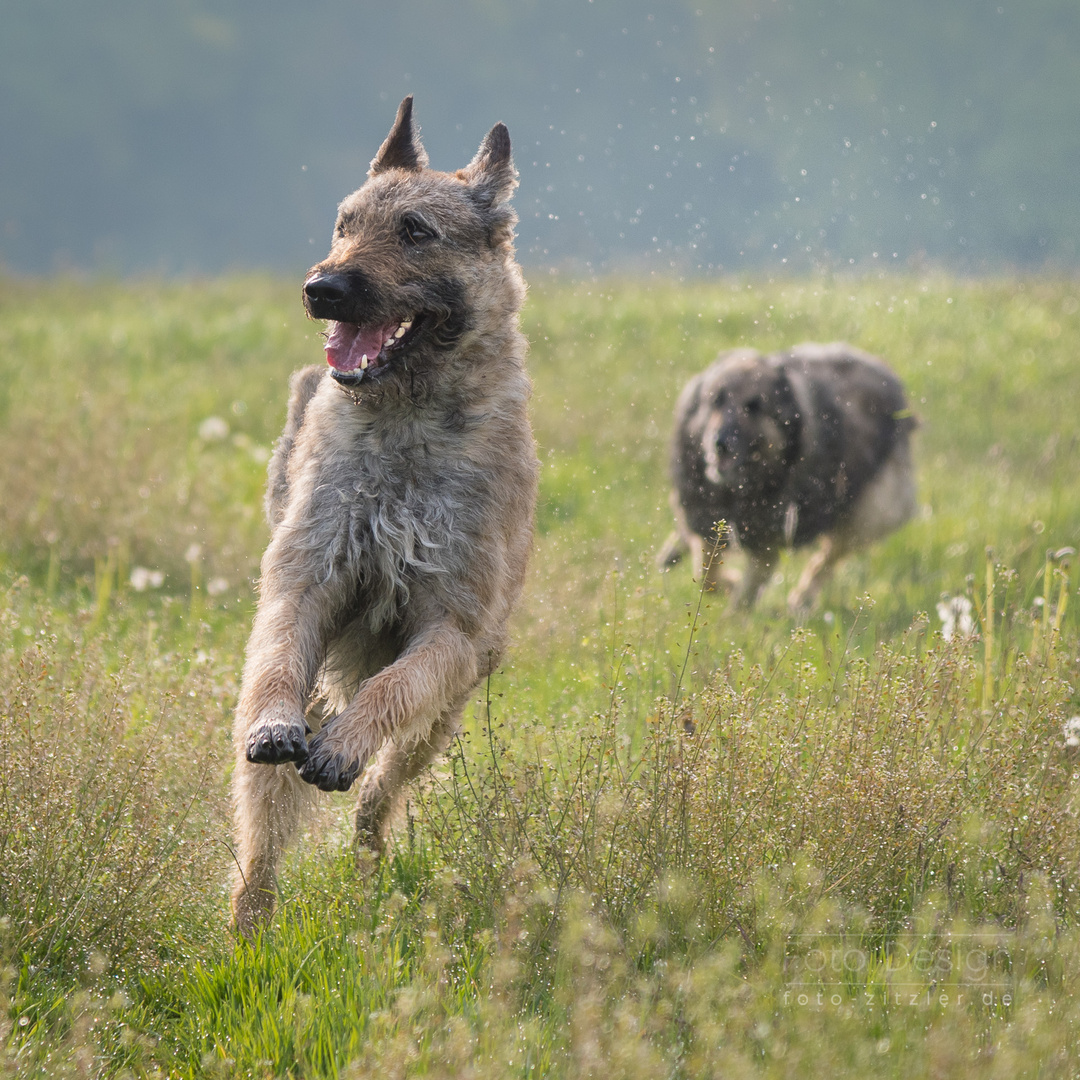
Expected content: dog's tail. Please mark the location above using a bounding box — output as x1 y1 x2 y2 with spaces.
656 530 690 571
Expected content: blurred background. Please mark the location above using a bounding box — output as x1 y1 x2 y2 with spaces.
3 0 1078 278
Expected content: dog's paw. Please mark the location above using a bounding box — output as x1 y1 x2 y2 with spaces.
296 729 365 792
245 717 311 764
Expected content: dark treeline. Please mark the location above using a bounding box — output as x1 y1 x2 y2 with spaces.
3 0 1078 276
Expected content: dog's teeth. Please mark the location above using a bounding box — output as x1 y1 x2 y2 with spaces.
394 324 407 339
400 320 412 331
360 355 369 370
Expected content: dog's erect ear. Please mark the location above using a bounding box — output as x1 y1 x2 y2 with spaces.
462 123 517 207
369 96 430 176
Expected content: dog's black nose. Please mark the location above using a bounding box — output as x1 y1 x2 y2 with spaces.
303 274 349 305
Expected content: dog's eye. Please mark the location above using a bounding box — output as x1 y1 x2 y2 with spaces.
401 215 437 246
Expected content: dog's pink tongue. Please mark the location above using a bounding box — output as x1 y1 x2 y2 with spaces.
324 321 391 372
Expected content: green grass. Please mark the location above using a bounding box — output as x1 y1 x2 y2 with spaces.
1 272 1079 1076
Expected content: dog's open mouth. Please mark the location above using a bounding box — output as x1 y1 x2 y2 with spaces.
323 317 420 385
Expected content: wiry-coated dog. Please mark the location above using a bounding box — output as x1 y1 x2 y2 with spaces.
658 343 916 611
231 97 538 938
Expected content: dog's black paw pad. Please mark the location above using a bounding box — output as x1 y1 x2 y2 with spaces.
246 721 310 765
296 737 362 792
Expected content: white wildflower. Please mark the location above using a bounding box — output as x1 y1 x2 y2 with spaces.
207 576 230 597
129 566 165 592
1064 717 1080 749
936 595 975 641
198 416 230 441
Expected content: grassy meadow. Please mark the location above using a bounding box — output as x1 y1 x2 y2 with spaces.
0 272 1079 1077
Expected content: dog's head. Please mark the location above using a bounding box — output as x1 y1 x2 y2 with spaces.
302 97 519 395
697 352 801 492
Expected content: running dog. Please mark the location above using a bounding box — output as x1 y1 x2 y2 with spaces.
231 97 538 937
658 343 916 611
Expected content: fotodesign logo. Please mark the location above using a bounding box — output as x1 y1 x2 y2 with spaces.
782 932 1021 1010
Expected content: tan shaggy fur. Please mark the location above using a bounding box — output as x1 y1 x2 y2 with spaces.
231 98 538 938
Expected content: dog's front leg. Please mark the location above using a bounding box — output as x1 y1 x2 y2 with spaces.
235 571 344 766
231 561 347 936
733 549 777 609
298 619 479 793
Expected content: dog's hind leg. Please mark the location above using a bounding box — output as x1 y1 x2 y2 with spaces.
231 756 317 938
353 702 465 854
787 535 844 614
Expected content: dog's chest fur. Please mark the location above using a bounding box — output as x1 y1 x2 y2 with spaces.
283 383 493 631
